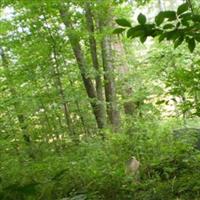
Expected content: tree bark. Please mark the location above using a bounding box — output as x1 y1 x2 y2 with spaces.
59 7 105 129
85 2 106 128
100 34 120 129
112 40 136 115
96 3 120 129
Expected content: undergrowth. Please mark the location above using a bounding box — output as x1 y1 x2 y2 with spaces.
0 119 200 200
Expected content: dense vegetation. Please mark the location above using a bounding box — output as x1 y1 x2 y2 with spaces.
0 0 200 199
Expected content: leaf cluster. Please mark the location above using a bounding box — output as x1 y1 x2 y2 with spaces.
114 3 200 53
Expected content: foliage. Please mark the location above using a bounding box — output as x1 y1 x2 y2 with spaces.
0 0 200 200
115 2 200 118
115 3 200 53
1 120 200 200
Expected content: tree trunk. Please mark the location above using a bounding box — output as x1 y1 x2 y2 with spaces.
97 5 120 129
39 64 64 132
100 35 120 129
52 48 75 136
112 40 136 115
85 2 106 128
43 14 75 137
59 7 105 129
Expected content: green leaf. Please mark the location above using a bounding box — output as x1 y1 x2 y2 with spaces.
155 11 176 26
192 14 200 22
165 30 179 41
137 13 146 25
193 23 200 31
162 11 177 21
153 29 163 37
116 18 132 27
159 33 167 42
177 3 188 15
127 25 143 38
163 23 174 29
140 35 147 43
166 32 174 41
179 12 192 20
143 24 156 37
113 28 125 34
181 19 190 27
176 22 181 28
174 36 184 48
155 13 164 26
195 34 200 42
158 30 179 42
187 38 196 53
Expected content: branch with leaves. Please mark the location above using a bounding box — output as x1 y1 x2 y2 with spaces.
114 3 200 52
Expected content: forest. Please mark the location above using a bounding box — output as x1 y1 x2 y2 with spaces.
0 0 200 199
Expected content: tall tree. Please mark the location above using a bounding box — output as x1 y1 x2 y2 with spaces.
84 2 106 128
59 5 105 129
97 1 120 129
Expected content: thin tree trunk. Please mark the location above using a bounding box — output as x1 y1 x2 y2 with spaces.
51 24 91 136
85 2 106 128
51 48 75 136
43 16 75 137
39 64 63 131
37 95 53 133
190 62 199 112
59 7 105 129
68 78 90 135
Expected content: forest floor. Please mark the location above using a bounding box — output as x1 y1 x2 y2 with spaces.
1 118 200 200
